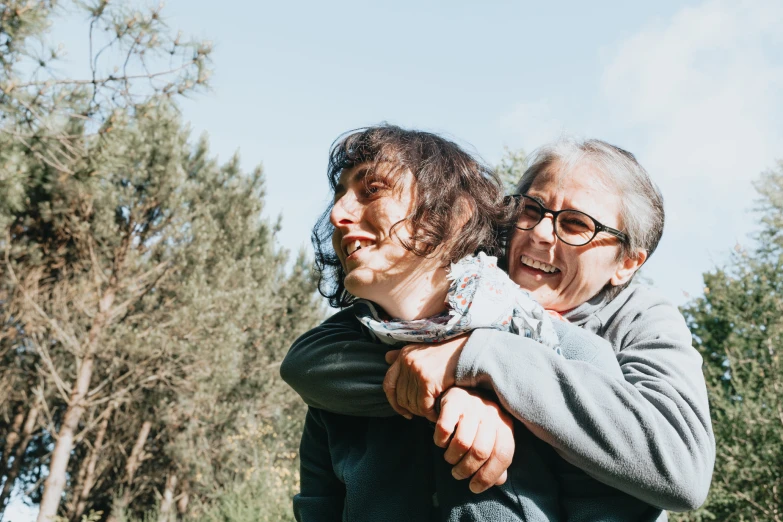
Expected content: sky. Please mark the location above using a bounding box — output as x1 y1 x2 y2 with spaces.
39 0 783 310
5 1 783 519
166 0 781 307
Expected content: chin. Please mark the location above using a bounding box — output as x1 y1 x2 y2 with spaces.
343 274 374 301
526 289 557 310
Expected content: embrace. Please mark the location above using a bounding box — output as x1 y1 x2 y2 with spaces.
281 125 715 521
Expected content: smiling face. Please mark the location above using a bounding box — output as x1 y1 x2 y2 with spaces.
330 163 448 319
508 162 645 312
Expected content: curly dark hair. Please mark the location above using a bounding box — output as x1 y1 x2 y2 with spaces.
314 124 511 308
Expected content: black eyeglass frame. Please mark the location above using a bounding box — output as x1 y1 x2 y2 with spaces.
509 194 629 247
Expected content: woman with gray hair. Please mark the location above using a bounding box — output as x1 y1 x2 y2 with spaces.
283 137 714 519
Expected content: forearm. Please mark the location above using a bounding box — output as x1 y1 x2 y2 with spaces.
456 328 714 511
280 308 395 417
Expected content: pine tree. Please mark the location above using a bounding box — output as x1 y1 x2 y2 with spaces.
495 146 528 195
0 2 322 519
677 165 783 521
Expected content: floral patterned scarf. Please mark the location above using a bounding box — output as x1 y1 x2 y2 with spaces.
354 252 561 355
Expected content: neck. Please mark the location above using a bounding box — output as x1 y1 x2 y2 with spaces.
374 267 450 321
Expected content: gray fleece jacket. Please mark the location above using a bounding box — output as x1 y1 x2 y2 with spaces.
281 284 715 518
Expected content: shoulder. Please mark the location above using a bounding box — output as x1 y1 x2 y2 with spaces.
287 305 374 352
306 305 367 335
598 285 691 351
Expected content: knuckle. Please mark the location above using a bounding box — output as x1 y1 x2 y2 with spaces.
471 445 491 461
452 438 470 454
409 359 425 374
401 346 416 360
495 447 514 467
434 418 447 432
471 475 492 491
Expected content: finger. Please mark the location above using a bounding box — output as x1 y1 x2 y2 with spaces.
383 360 412 419
396 352 415 415
444 412 479 468
469 447 512 493
434 400 461 448
416 372 437 423
470 421 515 491
406 364 421 417
384 349 400 365
421 393 438 423
452 418 495 484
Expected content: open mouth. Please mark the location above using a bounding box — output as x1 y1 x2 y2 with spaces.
519 254 560 274
346 239 374 257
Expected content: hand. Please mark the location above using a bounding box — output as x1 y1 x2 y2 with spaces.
546 309 568 322
383 335 467 422
434 387 515 494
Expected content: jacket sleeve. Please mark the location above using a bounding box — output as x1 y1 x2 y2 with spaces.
454 295 715 511
280 308 396 417
293 408 346 522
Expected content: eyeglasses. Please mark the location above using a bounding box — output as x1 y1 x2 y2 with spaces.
510 194 628 247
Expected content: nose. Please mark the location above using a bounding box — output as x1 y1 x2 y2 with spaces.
530 213 556 244
330 190 360 228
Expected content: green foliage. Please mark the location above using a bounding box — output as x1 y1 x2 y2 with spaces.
189 462 299 522
495 146 528 195
755 161 783 252
0 2 321 520
676 164 783 521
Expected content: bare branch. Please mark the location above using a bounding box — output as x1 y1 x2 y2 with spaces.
30 334 72 403
4 235 83 353
8 62 197 91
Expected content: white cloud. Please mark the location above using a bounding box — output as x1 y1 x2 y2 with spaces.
499 100 569 151
602 0 783 302
499 0 783 304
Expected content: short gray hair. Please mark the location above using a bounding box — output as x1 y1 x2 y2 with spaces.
515 137 664 295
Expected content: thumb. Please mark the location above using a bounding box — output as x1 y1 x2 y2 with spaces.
384 359 412 419
385 349 401 365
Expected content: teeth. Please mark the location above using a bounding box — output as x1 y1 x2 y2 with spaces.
347 240 361 256
520 255 559 274
346 239 373 256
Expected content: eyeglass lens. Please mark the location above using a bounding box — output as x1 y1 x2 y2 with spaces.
517 199 596 246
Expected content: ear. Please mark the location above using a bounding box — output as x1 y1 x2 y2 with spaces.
452 197 475 232
610 248 647 287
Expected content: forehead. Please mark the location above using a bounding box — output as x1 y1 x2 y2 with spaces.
337 163 368 186
337 162 413 187
528 161 622 224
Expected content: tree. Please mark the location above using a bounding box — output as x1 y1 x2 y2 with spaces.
0 2 322 520
495 146 528 195
677 164 783 521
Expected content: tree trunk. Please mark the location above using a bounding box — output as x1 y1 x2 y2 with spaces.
0 409 25 478
157 474 177 522
71 412 110 522
66 430 93 520
36 357 94 522
0 405 39 514
107 418 152 522
125 420 152 483
118 419 152 509
176 480 189 520
37 291 115 522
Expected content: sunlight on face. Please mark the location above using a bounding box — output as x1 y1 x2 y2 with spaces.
330 164 447 319
507 163 638 311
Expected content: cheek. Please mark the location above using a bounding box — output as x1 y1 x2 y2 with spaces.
506 237 524 278
331 231 344 262
570 252 616 290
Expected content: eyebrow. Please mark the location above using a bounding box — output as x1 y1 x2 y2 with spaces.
525 193 547 207
335 166 369 195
